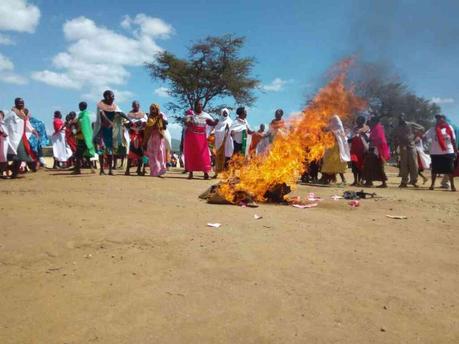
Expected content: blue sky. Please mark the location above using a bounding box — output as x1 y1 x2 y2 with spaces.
0 0 458 138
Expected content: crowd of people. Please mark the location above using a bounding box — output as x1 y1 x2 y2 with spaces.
1 90 458 191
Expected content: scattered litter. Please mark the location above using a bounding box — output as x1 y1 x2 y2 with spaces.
292 203 318 209
386 215 407 220
331 195 343 201
344 190 378 200
254 214 263 220
307 192 322 201
207 223 222 228
348 200 360 207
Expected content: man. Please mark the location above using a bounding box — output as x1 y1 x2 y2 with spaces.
72 102 96 174
393 114 424 187
4 98 37 178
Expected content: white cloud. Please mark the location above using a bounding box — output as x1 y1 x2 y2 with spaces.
0 53 14 71
431 97 455 105
154 86 170 98
0 72 27 84
0 0 41 33
121 14 174 38
0 52 27 84
31 70 80 89
32 15 172 102
262 78 288 92
0 33 14 45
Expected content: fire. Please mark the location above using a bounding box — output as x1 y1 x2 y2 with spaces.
219 59 367 203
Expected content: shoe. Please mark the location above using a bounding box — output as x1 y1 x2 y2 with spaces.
399 183 407 188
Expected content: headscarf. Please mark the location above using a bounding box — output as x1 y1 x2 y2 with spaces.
370 121 390 161
143 104 166 146
329 115 350 162
435 116 454 152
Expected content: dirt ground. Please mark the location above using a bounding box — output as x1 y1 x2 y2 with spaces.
0 165 458 344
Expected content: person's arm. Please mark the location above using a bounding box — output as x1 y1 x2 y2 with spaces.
99 110 113 128
206 118 218 126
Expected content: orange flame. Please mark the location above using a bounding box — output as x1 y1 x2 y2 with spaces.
220 59 367 203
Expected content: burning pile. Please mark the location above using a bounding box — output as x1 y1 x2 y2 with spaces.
204 59 367 205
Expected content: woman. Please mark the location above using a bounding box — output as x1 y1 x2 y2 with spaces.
257 109 286 155
349 115 369 186
424 115 456 191
125 101 147 176
143 104 168 177
183 101 217 179
93 90 128 175
213 108 233 175
4 98 37 178
52 111 72 169
228 107 254 157
320 115 351 185
363 116 390 188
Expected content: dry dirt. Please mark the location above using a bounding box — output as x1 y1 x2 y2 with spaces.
0 166 458 343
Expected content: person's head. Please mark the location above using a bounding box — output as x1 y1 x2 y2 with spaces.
356 115 366 127
132 100 140 112
54 110 62 119
150 103 160 116
79 101 87 111
15 97 24 110
103 90 114 105
68 111 76 120
259 123 265 132
369 116 380 129
435 114 446 124
0 110 4 120
275 109 284 120
221 108 229 118
194 100 202 113
236 106 247 119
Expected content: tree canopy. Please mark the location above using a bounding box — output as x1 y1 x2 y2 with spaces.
146 34 259 117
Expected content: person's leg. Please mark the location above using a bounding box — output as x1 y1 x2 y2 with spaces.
188 171 193 179
440 174 450 188
339 173 346 184
399 147 408 187
418 171 428 184
449 174 456 191
107 154 113 175
125 158 131 176
408 147 419 186
11 160 21 178
99 154 105 175
429 173 437 190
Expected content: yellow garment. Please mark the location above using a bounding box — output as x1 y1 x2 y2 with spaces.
321 143 347 174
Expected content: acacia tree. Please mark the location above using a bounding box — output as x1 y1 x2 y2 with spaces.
146 34 259 119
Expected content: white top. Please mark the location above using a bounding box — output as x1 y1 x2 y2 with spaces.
424 125 456 155
4 110 34 155
230 118 252 144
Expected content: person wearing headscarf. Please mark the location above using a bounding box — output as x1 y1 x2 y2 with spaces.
349 115 369 186
320 115 351 184
213 107 233 175
143 104 168 177
4 98 37 178
393 114 425 188
125 101 147 176
424 114 456 191
183 100 218 179
227 106 254 157
363 116 390 188
93 90 129 175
